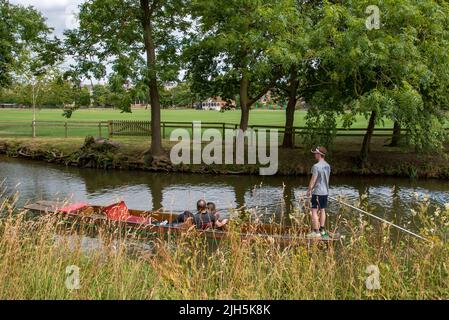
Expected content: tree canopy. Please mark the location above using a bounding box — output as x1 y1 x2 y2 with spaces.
3 0 449 163
0 0 62 87
301 0 449 163
64 0 188 158
185 0 301 130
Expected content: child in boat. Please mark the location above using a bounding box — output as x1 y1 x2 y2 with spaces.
207 202 228 228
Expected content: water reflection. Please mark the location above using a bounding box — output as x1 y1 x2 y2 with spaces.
1 156 448 223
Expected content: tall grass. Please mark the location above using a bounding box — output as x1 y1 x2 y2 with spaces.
0 188 448 299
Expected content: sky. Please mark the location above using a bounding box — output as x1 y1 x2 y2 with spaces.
10 0 109 83
10 0 83 38
9 0 182 84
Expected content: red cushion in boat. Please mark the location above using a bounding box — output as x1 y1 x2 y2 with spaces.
58 203 89 214
103 202 149 224
103 201 130 221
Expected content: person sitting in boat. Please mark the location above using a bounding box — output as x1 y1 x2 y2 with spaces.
194 199 217 230
207 202 228 228
176 210 194 224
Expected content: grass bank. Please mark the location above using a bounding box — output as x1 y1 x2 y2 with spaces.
1 136 449 178
0 191 447 299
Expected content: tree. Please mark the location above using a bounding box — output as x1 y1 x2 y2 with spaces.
91 84 113 107
1 1 62 136
0 1 62 90
302 0 449 165
160 82 197 108
0 0 13 88
65 0 188 160
268 0 315 148
18 65 60 137
64 28 107 90
0 73 77 108
187 0 296 131
46 76 77 108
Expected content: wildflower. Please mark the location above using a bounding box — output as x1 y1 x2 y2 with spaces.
434 208 440 217
410 209 417 216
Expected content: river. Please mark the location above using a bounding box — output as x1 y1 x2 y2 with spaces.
1 155 448 227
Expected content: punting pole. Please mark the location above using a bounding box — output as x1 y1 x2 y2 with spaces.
328 196 432 243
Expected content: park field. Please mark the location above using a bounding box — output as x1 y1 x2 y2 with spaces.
0 108 398 139
0 108 394 128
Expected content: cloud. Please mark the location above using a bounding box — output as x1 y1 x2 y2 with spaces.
10 0 83 37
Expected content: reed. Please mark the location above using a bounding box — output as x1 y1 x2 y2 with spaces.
0 188 448 300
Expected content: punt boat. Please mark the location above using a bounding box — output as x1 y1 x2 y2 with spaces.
23 200 341 245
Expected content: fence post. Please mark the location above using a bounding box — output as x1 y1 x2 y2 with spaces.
162 122 166 139
108 121 112 139
64 122 68 138
98 122 102 137
222 123 226 147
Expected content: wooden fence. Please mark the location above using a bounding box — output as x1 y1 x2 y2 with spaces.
108 120 151 137
0 120 109 138
1 120 446 143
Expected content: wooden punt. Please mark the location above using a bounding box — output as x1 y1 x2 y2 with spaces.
23 201 342 245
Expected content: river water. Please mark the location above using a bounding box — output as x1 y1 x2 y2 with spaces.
1 155 448 227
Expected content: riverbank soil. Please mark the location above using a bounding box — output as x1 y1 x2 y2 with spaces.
0 137 448 178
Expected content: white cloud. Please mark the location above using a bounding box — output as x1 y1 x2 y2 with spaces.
10 0 83 37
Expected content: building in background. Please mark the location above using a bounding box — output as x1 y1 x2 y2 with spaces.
254 91 287 110
194 97 236 111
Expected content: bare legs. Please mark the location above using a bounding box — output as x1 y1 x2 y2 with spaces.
320 208 326 229
311 208 326 231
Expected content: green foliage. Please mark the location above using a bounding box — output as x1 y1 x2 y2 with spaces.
75 87 92 108
91 85 109 107
0 74 83 109
303 108 338 150
302 0 449 152
0 0 13 87
185 0 296 104
159 82 198 108
64 0 188 112
0 0 62 84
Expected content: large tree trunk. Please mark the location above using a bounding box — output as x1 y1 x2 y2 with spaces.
360 110 377 167
140 0 164 158
282 66 299 148
238 68 277 131
239 71 250 131
389 121 401 147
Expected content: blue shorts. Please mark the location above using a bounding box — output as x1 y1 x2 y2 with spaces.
311 195 328 209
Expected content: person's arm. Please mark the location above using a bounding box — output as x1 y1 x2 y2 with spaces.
210 214 224 228
215 219 228 228
307 166 318 197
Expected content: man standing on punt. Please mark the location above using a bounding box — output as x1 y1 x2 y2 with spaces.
306 146 331 239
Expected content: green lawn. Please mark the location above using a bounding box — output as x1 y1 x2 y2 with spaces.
0 108 396 138
0 108 394 127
